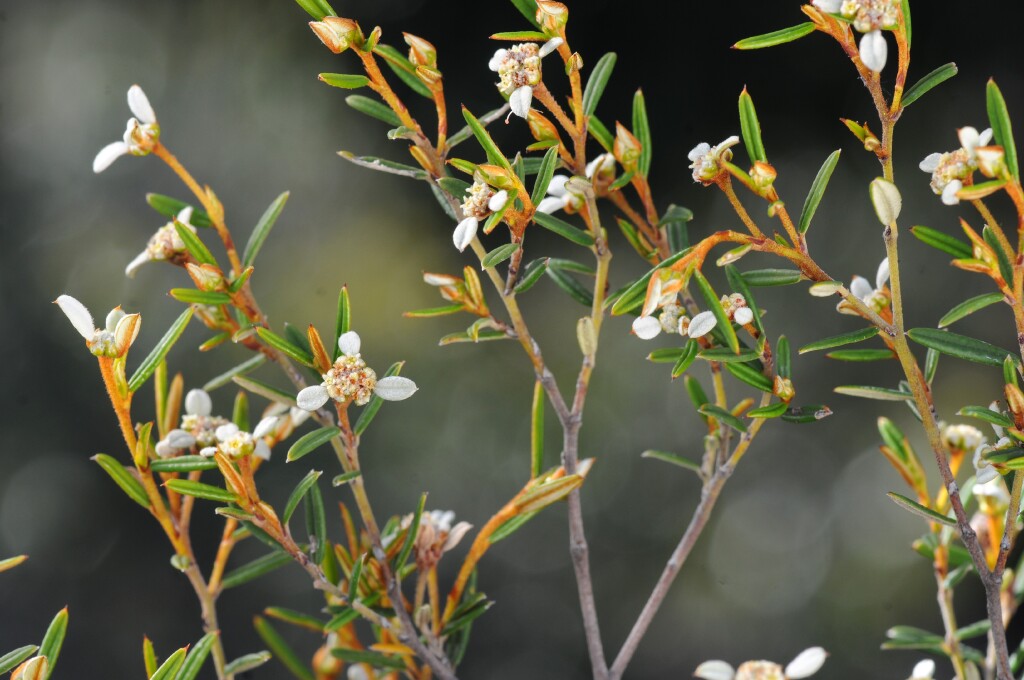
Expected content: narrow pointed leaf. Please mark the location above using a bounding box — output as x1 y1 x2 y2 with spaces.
224 652 273 675
533 212 596 246
583 52 617 116
330 649 407 670
733 22 816 49
698 348 761 363
318 73 370 89
641 450 702 474
0 555 28 574
693 270 740 353
165 479 237 503
169 289 232 305
128 308 194 393
338 152 427 179
835 385 913 401
632 89 652 175
908 328 1016 367
92 454 150 508
243 191 289 267
725 264 764 335
826 348 896 361
910 226 972 259
346 95 402 127
150 647 187 680
515 258 550 294
0 646 39 674
508 0 541 28
447 105 509 149
174 222 217 266
256 327 314 367
741 268 803 286
203 355 267 392
146 193 212 228
748 402 789 418
901 62 957 108
987 79 1019 180
334 286 351 360
481 243 521 269
39 607 68 679
462 107 511 171
607 249 691 315
396 493 427 571
149 456 218 473
284 470 323 524
372 44 432 98
699 404 748 432
531 146 560 206
253 617 315 680
305 480 326 563
957 405 1013 429
671 340 699 379
232 375 297 407
888 492 957 526
738 88 766 163
939 293 1005 328
287 427 340 462
799 326 879 353
725 362 774 392
546 268 594 307
798 149 841 233
531 380 544 478
176 632 219 680
221 551 293 589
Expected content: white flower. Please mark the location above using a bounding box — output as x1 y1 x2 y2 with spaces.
734 306 754 326
847 257 890 313
973 438 1009 485
55 295 141 358
155 429 197 458
93 85 160 173
585 153 616 180
858 30 888 72
178 388 230 447
835 0 900 72
453 180 506 251
812 0 842 11
695 660 735 680
784 647 828 679
488 39 562 118
296 331 418 411
253 416 279 439
536 174 581 214
631 315 662 340
919 126 993 205
696 648 826 680
909 659 935 680
689 136 740 183
453 217 478 252
203 422 271 460
688 310 718 338
488 190 509 212
185 388 212 418
406 509 473 570
125 207 199 277
940 423 985 452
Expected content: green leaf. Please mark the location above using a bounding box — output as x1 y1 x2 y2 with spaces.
508 0 541 28
442 593 494 636
146 193 212 228
166 479 237 503
305 480 327 563
531 146 560 206
733 22 817 49
254 616 315 680
330 648 407 670
92 454 150 508
334 286 351 360
292 0 333 20
128 308 194 393
38 607 68 679
987 79 1019 180
546 267 594 307
174 221 217 266
693 270 740 354
641 450 702 475
221 551 293 590
661 205 693 252
319 73 371 89
232 375 297 407
699 348 761 363
725 362 774 392
741 269 803 286
900 0 912 46
224 652 273 675
699 404 748 433
533 211 596 247
405 304 464 318
907 327 1016 367
647 347 686 363
0 646 39 674
243 191 289 268
256 327 314 367
826 348 896 361
925 347 940 384
939 293 1005 328
149 456 218 473
332 470 362 487
798 149 841 234
748 402 790 418
462 107 511 171
490 512 538 543
835 385 913 401
287 427 340 462
514 258 550 294
910 225 973 259
983 225 1016 286
738 88 766 163
799 326 880 353
588 114 614 152
583 52 617 116
482 243 521 269
345 95 402 127
671 340 700 379
175 632 219 680
203 355 267 392
531 380 545 478
150 647 187 680
372 44 433 98
958 405 1013 429
491 30 549 41
684 376 710 420
396 493 427 571
901 62 957 108
887 492 957 526
632 89 652 176
777 335 792 379
169 289 232 305
284 470 323 524
338 151 427 179
354 361 404 435
447 106 508 149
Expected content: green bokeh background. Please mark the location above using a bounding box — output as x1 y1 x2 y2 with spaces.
2 1 1022 677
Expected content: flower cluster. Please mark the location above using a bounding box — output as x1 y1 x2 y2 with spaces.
154 388 285 461
406 509 472 572
296 331 418 411
918 127 993 205
689 136 740 183
125 207 198 278
812 0 899 72
536 154 615 215
695 646 827 680
488 38 562 118
93 85 160 173
632 305 717 341
720 293 754 326
55 295 140 358
453 180 509 251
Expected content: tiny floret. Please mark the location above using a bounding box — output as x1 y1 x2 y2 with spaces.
909 659 935 680
125 207 199 277
297 330 417 410
694 660 735 680
488 40 561 119
919 126 994 205
687 311 718 338
55 295 141 357
631 315 662 340
689 136 740 184
784 647 828 679
93 85 160 173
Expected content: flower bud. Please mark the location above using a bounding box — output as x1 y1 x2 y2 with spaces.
113 312 142 357
976 146 1007 179
613 123 642 173
869 177 902 225
774 376 796 401
535 0 569 33
1006 383 1024 420
576 317 597 356
475 164 517 191
527 110 561 143
415 65 442 86
186 263 226 292
309 17 362 54
749 161 777 196
404 32 437 68
12 656 48 680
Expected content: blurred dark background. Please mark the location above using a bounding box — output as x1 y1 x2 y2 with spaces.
2 1 1023 678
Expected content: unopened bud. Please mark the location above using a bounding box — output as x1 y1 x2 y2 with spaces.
416 65 442 86
527 110 561 143
309 17 362 54
475 164 517 191
12 656 48 680
186 263 225 291
749 161 777 196
566 52 583 75
113 312 142 357
577 316 597 356
774 376 796 402
536 0 569 33
976 146 1007 179
404 32 437 68
613 122 642 173
1006 383 1024 419
869 177 902 225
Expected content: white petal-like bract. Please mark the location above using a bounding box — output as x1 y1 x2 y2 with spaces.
374 375 418 401
687 311 718 338
734 307 754 326
811 0 842 11
215 423 239 441
488 190 509 212
254 440 272 461
859 30 888 73
93 141 130 173
536 196 567 214
56 295 95 339
784 646 828 678
539 37 563 57
875 257 891 290
688 142 711 162
338 330 362 357
488 49 508 72
869 177 902 224
127 84 156 124
918 153 942 173
253 416 279 438
509 85 533 118
850 275 873 301
694 660 735 680
911 659 935 679
942 179 963 205
631 316 662 340
453 216 479 251
125 250 151 278
186 389 213 417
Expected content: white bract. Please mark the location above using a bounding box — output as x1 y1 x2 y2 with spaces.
869 178 902 225
974 436 1011 484
125 207 199 277
847 257 890 313
908 659 935 680
687 310 718 338
55 294 141 358
689 136 740 183
919 126 994 205
93 85 160 173
817 0 900 72
695 647 826 680
488 38 562 118
453 181 508 251
199 422 271 461
537 155 616 215
296 331 418 411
